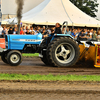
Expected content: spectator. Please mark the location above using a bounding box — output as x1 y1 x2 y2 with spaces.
13 28 18 35
66 27 71 35
2 26 7 38
92 30 97 41
42 26 46 31
8 27 13 34
23 25 26 33
20 27 24 35
89 29 93 38
37 26 41 33
37 26 42 33
50 27 55 36
6 26 10 34
71 29 77 38
78 30 87 40
41 29 46 35
47 27 51 34
97 30 100 41
34 27 38 33
98 29 100 36
26 29 30 35
29 26 33 32
26 26 29 32
13 24 17 31
74 29 79 39
86 31 92 40
30 31 35 35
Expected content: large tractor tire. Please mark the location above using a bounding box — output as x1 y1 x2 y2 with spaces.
39 38 49 65
40 51 49 65
7 50 22 66
46 37 80 67
1 52 8 64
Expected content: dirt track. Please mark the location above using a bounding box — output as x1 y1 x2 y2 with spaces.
0 81 100 100
0 57 100 100
0 57 100 75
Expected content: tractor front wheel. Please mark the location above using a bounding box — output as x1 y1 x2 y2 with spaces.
7 50 22 66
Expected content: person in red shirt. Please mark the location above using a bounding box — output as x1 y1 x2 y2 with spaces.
20 27 24 35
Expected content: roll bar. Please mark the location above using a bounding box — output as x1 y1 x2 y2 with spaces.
61 21 68 34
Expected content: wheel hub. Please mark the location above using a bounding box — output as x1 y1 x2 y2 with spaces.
55 43 75 64
10 54 20 63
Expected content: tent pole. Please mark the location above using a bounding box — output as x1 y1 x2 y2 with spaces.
72 22 74 29
97 24 99 32
18 20 20 34
46 21 48 29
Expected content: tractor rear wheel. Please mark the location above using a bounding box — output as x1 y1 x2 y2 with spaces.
46 37 80 67
7 50 22 66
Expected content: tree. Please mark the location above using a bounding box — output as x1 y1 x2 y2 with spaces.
69 0 99 17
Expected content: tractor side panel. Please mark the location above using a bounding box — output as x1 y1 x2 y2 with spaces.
8 34 42 50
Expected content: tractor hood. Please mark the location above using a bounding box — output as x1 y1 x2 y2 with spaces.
6 33 43 50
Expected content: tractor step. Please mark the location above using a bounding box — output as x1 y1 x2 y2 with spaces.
0 47 3 52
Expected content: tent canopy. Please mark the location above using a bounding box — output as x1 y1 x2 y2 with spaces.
3 0 100 27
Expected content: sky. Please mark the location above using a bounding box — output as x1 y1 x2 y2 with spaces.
97 0 100 20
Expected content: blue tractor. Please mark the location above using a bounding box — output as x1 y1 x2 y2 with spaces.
0 22 80 67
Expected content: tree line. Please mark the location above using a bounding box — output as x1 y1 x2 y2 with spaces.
69 0 99 17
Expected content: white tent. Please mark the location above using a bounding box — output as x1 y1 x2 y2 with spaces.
2 0 44 20
2 0 44 14
4 0 100 27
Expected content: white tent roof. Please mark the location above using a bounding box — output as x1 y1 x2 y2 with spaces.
2 0 44 14
3 0 100 27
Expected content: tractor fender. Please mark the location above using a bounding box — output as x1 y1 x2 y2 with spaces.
51 34 74 41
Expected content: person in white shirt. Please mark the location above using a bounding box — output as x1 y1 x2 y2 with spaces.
89 29 93 38
13 28 18 35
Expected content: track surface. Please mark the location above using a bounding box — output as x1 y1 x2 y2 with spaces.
0 81 100 100
0 57 100 75
0 57 100 100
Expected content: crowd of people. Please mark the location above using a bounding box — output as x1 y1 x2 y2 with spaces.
0 23 100 41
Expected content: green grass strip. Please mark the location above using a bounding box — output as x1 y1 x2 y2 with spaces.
0 73 100 81
22 53 39 57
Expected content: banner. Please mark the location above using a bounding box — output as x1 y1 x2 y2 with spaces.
0 38 5 48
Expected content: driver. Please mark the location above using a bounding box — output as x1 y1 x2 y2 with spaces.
54 23 62 34
43 23 62 38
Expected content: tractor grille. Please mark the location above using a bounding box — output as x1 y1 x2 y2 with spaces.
5 35 8 49
5 35 8 42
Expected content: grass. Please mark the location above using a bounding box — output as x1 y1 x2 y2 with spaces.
0 73 100 81
22 53 39 57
